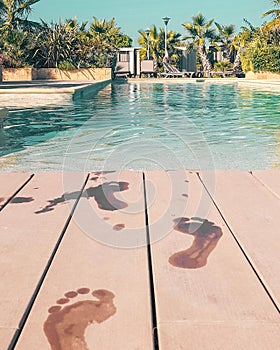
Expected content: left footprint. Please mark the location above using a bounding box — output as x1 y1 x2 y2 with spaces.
44 288 116 350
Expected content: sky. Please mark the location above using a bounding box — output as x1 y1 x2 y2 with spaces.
30 0 272 44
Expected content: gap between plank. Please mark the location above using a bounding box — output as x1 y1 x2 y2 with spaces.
143 172 160 350
8 173 90 350
249 171 280 201
0 174 35 212
197 171 280 314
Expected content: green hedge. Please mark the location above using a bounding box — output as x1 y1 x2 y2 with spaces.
241 44 280 73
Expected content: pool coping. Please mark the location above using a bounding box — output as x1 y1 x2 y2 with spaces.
0 79 112 97
127 77 280 91
1 78 280 95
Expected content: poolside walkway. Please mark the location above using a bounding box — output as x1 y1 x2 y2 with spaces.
128 77 280 92
0 79 111 99
0 170 279 349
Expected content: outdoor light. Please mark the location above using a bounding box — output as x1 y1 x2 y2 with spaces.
144 28 150 60
162 16 171 59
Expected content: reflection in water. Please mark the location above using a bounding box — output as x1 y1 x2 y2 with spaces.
0 108 8 147
0 83 279 171
273 130 280 169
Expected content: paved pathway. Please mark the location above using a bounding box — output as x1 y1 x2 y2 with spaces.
0 80 111 98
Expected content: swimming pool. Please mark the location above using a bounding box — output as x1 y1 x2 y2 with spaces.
0 81 279 171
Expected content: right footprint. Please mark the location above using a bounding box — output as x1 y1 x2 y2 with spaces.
44 287 116 350
169 217 223 269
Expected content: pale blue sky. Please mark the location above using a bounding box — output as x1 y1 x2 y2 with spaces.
30 0 272 44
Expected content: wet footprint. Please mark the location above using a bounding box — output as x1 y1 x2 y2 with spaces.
44 288 116 350
86 181 129 211
169 217 223 269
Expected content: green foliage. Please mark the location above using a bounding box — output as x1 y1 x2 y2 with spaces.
116 34 132 48
138 25 182 70
58 60 76 70
0 0 41 31
214 22 236 62
1 0 279 73
182 12 215 71
90 17 132 68
0 0 40 67
214 61 233 72
262 0 280 19
0 28 32 67
237 15 280 73
241 42 280 72
0 1 132 69
28 19 93 68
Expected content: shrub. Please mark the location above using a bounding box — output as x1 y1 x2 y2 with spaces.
213 61 233 72
241 42 280 72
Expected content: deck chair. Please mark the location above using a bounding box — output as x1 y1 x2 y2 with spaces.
140 60 157 78
161 62 185 78
210 71 225 78
224 70 245 78
161 62 198 78
113 61 131 78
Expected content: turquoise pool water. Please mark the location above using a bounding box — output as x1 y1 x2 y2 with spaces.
0 81 279 171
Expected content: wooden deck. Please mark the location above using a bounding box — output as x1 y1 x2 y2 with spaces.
0 171 279 350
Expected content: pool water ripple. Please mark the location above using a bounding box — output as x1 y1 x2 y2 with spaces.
0 82 279 171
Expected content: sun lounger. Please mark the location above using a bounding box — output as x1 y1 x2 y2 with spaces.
210 71 225 78
224 71 245 78
161 62 197 78
140 60 157 78
161 62 186 78
210 70 245 78
113 61 131 78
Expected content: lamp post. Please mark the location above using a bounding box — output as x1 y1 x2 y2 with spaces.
144 28 150 60
162 16 170 60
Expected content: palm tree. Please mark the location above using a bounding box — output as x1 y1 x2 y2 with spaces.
138 25 160 62
262 0 280 45
231 19 257 71
182 12 216 73
0 0 40 67
90 17 129 67
0 0 40 31
138 25 181 70
263 0 280 18
215 23 235 62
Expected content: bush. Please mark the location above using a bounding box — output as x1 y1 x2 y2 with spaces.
241 42 280 72
58 61 77 70
213 61 233 72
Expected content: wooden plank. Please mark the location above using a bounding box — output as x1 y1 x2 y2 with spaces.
0 172 32 209
159 322 280 350
201 170 280 308
1 328 17 350
251 170 280 199
16 171 154 350
145 170 280 350
0 173 86 338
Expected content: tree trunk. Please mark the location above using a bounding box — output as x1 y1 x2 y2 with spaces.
233 49 242 71
222 46 231 62
198 45 212 75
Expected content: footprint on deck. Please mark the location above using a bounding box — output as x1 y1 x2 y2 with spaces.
169 217 223 269
11 196 34 204
86 181 129 211
44 288 116 350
